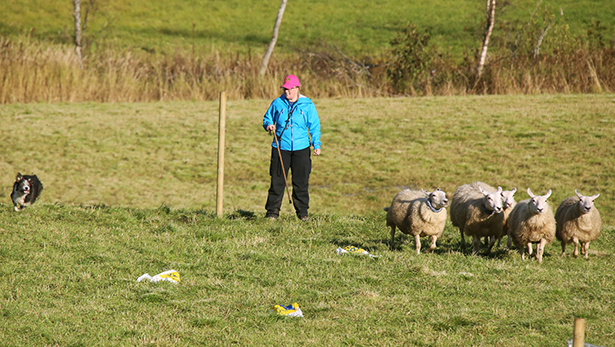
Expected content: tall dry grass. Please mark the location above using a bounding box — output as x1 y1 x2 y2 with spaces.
0 33 613 104
0 36 390 103
470 48 614 95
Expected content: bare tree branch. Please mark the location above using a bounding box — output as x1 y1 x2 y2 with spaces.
259 0 288 76
510 0 542 67
332 46 370 76
533 18 554 61
83 0 97 32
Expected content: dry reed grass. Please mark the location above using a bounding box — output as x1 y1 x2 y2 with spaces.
0 35 613 104
473 48 615 95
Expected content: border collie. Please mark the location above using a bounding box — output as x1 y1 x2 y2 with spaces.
11 173 43 211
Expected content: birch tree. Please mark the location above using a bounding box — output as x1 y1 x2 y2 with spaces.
477 0 496 78
533 17 554 61
73 0 84 68
259 0 288 76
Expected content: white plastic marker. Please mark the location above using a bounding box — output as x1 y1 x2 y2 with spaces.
137 270 181 284
272 303 303 318
336 245 380 258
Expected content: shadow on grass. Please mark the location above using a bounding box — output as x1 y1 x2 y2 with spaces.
386 233 459 254
228 209 257 220
384 234 522 259
450 241 518 259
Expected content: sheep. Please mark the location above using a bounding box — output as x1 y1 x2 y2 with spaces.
483 187 517 248
499 187 517 248
450 182 504 254
508 188 556 263
384 188 449 254
555 189 601 259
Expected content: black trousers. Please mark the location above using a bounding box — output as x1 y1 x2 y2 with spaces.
265 146 311 218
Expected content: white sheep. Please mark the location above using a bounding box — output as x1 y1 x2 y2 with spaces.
483 187 517 248
555 189 602 259
450 182 504 254
384 188 449 254
499 187 517 248
508 188 556 263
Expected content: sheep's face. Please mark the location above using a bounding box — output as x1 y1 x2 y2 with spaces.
575 189 600 214
479 186 503 214
501 188 517 210
429 188 449 209
527 188 552 214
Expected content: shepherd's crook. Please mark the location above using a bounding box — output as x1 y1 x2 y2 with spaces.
271 130 292 204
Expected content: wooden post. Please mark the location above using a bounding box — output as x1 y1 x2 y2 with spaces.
216 92 226 218
573 318 585 347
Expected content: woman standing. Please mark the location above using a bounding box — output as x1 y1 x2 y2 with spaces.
263 75 321 221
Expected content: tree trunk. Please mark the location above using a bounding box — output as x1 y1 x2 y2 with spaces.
477 0 496 78
533 18 554 61
73 0 84 69
259 0 288 76
511 1 541 66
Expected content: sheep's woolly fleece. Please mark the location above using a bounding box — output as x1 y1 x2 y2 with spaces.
508 188 556 263
450 181 504 253
555 189 602 258
385 188 448 254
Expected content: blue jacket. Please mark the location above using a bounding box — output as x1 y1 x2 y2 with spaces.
263 93 321 151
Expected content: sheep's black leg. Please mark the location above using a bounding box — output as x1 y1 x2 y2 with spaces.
389 226 396 250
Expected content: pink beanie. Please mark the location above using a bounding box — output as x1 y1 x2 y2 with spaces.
281 74 301 89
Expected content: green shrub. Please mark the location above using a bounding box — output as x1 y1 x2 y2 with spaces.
387 24 434 95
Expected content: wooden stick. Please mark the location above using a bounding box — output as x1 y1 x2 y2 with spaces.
216 92 226 218
573 318 585 347
272 131 292 204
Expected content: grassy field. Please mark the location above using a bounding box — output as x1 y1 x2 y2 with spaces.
1 94 614 345
1 94 614 223
3 2 614 344
3 0 614 56
1 205 614 346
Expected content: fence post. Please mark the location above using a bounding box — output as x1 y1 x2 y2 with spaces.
216 92 226 218
573 318 585 347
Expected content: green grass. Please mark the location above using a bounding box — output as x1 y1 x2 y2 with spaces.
2 94 614 224
1 205 614 346
2 0 613 57
1 94 615 345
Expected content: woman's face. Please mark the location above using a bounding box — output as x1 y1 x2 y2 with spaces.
283 87 299 102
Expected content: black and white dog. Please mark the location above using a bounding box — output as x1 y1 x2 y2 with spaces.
11 173 43 211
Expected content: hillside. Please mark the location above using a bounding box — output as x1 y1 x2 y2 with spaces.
2 0 613 57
